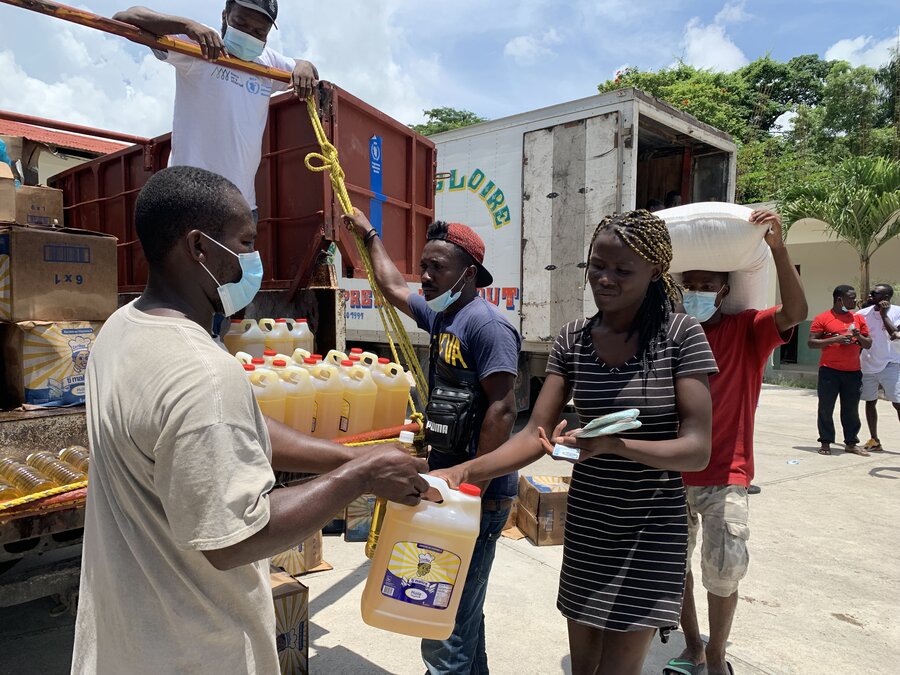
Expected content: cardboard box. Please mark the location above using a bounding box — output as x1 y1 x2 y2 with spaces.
344 494 377 542
0 224 118 322
271 568 309 675
0 164 14 223
13 185 64 226
1 320 102 409
271 531 330 576
516 475 571 546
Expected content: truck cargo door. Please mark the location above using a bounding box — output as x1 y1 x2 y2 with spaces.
521 112 620 344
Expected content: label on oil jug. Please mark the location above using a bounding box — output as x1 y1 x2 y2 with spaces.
339 399 350 433
380 542 461 609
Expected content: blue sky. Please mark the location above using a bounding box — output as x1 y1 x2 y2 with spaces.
0 0 896 136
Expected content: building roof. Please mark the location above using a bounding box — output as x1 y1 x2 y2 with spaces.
0 119 130 156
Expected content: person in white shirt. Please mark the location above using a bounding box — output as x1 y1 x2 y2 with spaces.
857 284 900 452
71 165 428 674
114 0 318 221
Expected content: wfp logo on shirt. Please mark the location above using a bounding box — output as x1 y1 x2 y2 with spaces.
209 68 273 97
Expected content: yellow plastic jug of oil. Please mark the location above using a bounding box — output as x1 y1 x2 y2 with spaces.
246 365 287 423
365 430 416 559
310 363 344 439
271 361 316 434
230 319 266 358
360 476 482 639
290 318 315 354
259 318 294 355
339 362 378 437
372 358 412 430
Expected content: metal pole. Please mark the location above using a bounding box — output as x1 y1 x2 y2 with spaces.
0 0 292 83
0 109 152 145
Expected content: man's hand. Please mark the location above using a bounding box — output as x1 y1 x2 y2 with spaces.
291 60 318 101
878 299 892 315
342 207 375 239
184 20 228 60
749 209 785 250
362 445 429 506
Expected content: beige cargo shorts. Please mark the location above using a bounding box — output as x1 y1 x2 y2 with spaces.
686 484 750 598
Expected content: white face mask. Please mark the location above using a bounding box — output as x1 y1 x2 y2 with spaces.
223 23 266 61
425 268 469 313
198 233 263 316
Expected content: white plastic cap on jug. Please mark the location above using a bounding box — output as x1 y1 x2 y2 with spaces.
361 475 482 640
398 430 415 446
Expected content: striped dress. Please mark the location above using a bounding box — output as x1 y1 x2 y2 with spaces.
547 313 718 632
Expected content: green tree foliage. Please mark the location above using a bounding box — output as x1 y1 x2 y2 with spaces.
410 107 487 136
597 54 899 203
779 156 900 292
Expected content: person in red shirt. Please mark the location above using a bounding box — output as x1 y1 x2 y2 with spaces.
808 285 872 456
664 210 808 675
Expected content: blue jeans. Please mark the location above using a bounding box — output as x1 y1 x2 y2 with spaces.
421 502 511 675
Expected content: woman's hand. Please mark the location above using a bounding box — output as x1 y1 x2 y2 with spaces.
538 420 622 463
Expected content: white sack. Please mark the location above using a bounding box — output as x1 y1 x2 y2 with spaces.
658 202 772 313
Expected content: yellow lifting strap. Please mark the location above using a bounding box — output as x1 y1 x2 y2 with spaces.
303 98 429 422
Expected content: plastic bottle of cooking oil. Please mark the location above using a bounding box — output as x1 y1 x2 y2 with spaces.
271 363 316 434
372 359 412 430
361 473 482 639
325 349 349 367
290 318 315 354
0 479 22 501
234 351 254 365
232 319 266 358
365 430 416 559
359 351 381 370
339 361 378 437
292 347 312 365
246 365 287 423
0 457 57 495
259 318 294 355
310 362 345 439
59 446 90 473
26 451 86 484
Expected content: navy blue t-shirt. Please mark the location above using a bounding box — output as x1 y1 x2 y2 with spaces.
409 293 521 499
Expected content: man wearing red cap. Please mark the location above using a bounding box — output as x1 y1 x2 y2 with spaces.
345 208 522 674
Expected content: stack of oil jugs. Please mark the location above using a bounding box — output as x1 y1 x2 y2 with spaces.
0 445 90 502
222 318 412 439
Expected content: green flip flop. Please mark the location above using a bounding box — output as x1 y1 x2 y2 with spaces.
663 659 706 675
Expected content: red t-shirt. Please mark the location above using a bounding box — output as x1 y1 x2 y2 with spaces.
682 307 788 488
809 309 869 371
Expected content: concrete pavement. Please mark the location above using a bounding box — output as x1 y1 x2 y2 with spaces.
1 385 899 673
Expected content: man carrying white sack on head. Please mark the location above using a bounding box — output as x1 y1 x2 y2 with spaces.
663 206 807 675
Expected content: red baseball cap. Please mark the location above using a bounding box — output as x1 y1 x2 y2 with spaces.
427 222 493 287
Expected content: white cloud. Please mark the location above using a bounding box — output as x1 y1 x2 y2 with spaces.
504 28 562 66
679 1 749 72
773 110 797 133
682 18 749 71
714 0 750 25
825 35 896 68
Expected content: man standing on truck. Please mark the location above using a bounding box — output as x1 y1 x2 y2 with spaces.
72 166 428 674
113 1 318 223
344 208 521 675
665 209 808 675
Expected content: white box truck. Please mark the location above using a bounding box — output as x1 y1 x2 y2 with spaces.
338 88 737 405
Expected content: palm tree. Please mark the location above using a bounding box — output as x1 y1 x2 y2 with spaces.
779 155 900 293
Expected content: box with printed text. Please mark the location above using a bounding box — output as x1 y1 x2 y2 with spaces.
0 320 102 409
270 568 309 675
0 224 117 322
516 475 571 546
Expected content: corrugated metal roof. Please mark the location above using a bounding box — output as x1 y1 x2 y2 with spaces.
0 120 130 155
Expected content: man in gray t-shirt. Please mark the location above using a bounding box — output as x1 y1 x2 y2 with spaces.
72 166 427 674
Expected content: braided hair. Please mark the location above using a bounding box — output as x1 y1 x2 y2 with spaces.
582 209 680 375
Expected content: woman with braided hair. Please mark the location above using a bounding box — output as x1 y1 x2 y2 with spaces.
432 210 718 674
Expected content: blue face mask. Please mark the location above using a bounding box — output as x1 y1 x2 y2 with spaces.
682 290 721 323
199 233 263 316
425 268 470 313
223 24 266 61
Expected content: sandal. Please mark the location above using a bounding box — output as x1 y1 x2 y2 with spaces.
663 658 707 674
818 446 832 455
845 445 870 457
